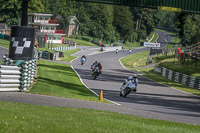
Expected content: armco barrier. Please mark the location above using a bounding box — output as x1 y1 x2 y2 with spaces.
154 65 200 90
1 50 37 92
0 65 21 91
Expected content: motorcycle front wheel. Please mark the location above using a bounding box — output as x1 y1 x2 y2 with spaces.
92 73 97 80
122 87 131 97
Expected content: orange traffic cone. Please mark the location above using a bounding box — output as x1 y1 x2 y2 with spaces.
99 90 103 101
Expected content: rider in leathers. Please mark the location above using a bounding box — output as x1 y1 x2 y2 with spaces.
127 74 138 92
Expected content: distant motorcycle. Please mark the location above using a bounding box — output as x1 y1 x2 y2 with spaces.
81 57 86 65
116 49 118 54
120 79 136 97
91 66 100 80
129 49 132 53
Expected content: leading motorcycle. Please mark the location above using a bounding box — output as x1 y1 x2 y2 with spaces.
120 79 136 97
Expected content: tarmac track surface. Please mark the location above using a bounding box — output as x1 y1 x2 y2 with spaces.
71 30 200 125
0 31 200 125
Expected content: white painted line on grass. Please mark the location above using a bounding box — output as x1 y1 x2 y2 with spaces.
119 57 133 73
148 34 154 42
70 65 121 105
71 48 83 56
70 49 83 63
70 57 78 63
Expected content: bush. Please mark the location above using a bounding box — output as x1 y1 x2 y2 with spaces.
82 36 93 42
76 35 82 40
69 35 76 39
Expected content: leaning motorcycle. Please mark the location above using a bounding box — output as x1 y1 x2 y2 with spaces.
81 57 86 65
91 67 100 80
120 80 136 97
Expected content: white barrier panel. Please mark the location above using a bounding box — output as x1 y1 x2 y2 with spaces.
0 88 20 91
0 84 20 88
0 75 20 79
0 70 21 75
0 79 20 84
0 65 19 69
103 46 122 51
144 42 160 48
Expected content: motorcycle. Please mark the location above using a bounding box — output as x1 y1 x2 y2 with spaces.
116 49 118 54
91 66 100 80
120 79 137 97
129 49 132 53
81 57 86 65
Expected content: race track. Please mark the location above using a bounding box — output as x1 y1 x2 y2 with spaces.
0 30 200 125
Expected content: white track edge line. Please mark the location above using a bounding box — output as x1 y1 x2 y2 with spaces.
70 49 83 63
0 46 8 50
70 57 78 63
70 65 121 105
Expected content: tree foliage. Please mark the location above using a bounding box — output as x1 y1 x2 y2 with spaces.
5 0 200 45
0 0 21 25
0 0 45 25
176 13 200 46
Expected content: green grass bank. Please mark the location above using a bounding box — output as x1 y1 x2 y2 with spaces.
0 39 9 48
29 60 108 103
0 101 199 133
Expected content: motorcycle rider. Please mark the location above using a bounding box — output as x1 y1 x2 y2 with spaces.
116 49 118 54
129 49 132 53
81 55 86 64
91 61 102 74
126 74 138 92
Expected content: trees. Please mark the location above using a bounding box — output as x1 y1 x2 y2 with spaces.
178 14 200 46
0 0 156 44
76 2 115 42
113 5 135 42
0 0 21 25
153 10 178 31
29 0 44 13
131 7 154 41
0 0 44 26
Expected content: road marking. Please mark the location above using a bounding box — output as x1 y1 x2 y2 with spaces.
70 65 121 105
119 57 133 73
70 57 78 63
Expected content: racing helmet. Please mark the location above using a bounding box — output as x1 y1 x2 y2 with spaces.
133 74 137 78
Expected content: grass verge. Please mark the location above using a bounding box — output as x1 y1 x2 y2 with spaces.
0 39 9 48
64 37 97 47
120 51 150 68
59 49 80 62
150 32 159 43
29 60 109 103
0 101 199 133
